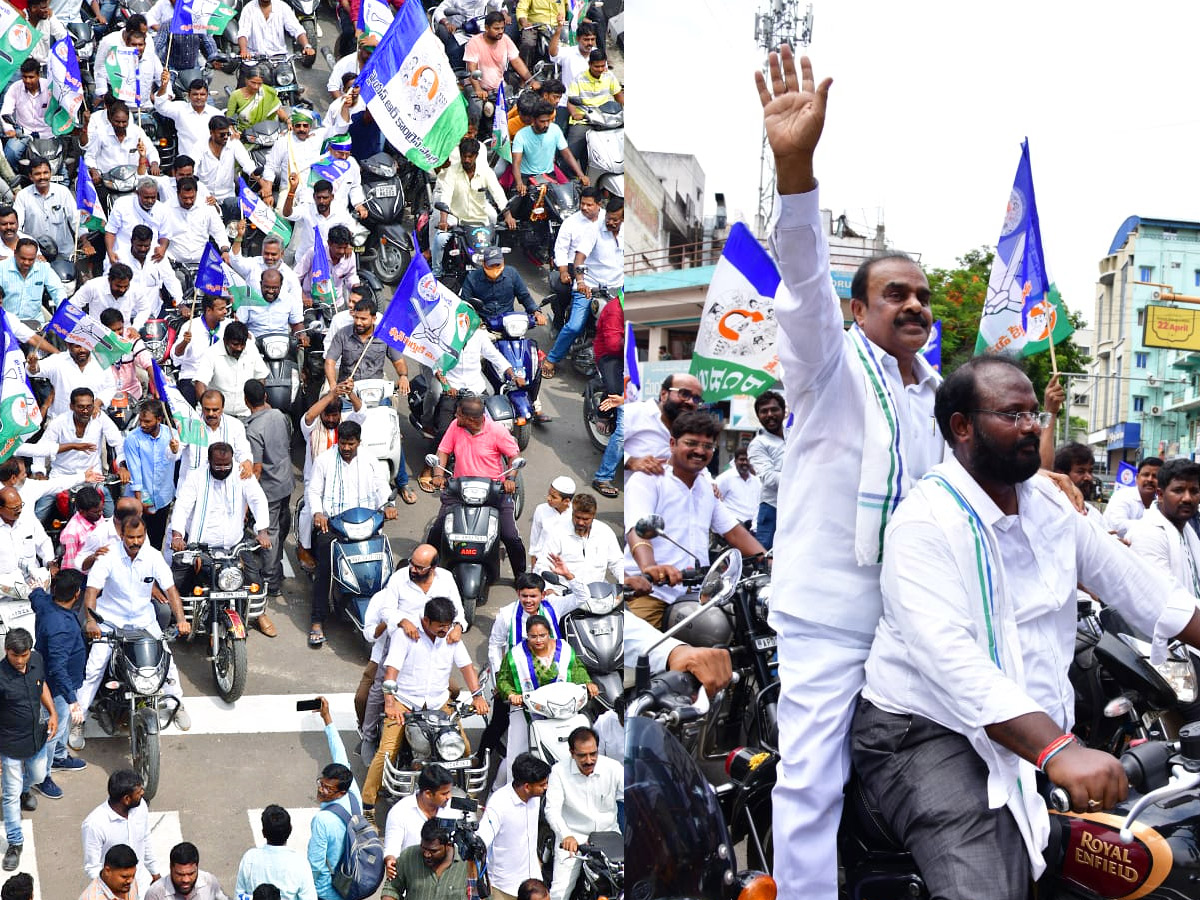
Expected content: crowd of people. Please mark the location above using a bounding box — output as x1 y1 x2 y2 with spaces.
0 0 625 896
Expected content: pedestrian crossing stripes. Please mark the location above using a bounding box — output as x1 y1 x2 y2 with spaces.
79 693 359 739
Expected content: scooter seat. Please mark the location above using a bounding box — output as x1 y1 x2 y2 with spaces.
844 774 907 854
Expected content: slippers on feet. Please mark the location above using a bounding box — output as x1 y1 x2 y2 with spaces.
591 480 619 498
308 629 326 648
400 487 418 505
417 475 436 494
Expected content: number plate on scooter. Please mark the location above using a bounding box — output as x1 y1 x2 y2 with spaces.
374 184 397 198
753 635 778 650
345 553 386 564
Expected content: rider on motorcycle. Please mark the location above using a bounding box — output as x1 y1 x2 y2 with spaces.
431 137 516 278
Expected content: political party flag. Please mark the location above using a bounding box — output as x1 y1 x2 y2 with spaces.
357 0 394 38
307 155 352 188
976 139 1074 357
195 240 226 297
690 222 781 402
0 5 39 89
310 226 336 307
374 249 480 371
47 300 133 369
566 0 591 44
104 45 142 105
76 165 105 232
921 320 942 372
238 177 292 244
491 81 512 163
0 314 41 463
224 263 268 309
45 36 84 136
624 320 639 402
1115 460 1138 489
170 0 236 35
353 0 468 172
151 359 207 445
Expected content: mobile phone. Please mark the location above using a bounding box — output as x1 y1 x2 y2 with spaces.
296 698 321 712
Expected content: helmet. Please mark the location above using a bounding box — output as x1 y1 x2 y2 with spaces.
664 599 732 648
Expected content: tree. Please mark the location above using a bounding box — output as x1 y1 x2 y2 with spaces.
924 248 1092 403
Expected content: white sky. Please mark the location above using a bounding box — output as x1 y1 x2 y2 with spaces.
627 1 1200 322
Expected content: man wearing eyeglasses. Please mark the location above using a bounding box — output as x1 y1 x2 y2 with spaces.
0 487 53 598
623 373 705 476
624 410 765 628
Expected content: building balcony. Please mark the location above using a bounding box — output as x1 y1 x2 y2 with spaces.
1172 350 1200 369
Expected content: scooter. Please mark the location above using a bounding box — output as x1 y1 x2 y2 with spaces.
173 539 262 703
101 165 138 214
581 100 624 199
285 0 321 66
521 680 591 769
432 200 501 296
359 152 414 284
482 311 540 451
572 833 624 900
423 453 525 626
328 502 393 630
239 118 287 170
352 378 405 487
256 330 302 421
559 580 624 713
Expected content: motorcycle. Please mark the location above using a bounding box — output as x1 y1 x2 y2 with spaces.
482 311 540 451
508 175 579 267
88 614 180 801
571 832 624 900
101 164 138 214
581 100 624 200
285 0 321 66
328 503 393 630
358 152 415 284
581 369 615 451
423 453 526 626
239 118 287 170
234 53 307 109
555 577 624 711
256 330 302 421
5 121 70 187
379 683 490 802
41 475 124 547
434 213 501 297
566 275 613 378
173 539 263 703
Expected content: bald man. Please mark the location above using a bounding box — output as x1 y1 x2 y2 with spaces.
0 485 53 595
623 373 706 475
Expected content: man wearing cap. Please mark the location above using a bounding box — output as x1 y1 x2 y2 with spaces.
431 136 515 278
327 35 377 100
317 134 370 221
262 109 325 213
529 475 574 570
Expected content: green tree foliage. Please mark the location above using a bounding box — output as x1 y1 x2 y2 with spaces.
925 247 1092 403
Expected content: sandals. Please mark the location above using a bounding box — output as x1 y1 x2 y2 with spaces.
592 480 619 499
541 361 557 379
400 486 418 505
417 475 437 494
308 628 326 648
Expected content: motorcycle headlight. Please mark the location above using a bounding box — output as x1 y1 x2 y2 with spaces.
275 66 294 86
443 513 455 537
261 335 289 360
436 730 466 761
217 566 244 592
341 518 375 541
501 313 528 338
1154 657 1198 704
461 482 489 504
131 667 163 695
405 722 432 757
753 584 771 626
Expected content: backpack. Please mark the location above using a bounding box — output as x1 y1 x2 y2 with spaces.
327 794 385 900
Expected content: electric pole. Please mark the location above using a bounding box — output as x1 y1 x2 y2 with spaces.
754 1 812 237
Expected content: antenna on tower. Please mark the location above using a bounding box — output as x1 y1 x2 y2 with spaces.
755 2 813 238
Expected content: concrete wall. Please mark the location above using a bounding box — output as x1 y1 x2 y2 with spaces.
626 138 664 270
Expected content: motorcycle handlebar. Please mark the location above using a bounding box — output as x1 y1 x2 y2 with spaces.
1047 752 1155 813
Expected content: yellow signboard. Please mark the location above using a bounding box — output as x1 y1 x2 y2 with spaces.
1143 304 1200 351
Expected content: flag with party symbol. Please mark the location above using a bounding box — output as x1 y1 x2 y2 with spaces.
357 0 394 38
491 81 512 163
374 249 479 371
0 315 41 463
170 0 236 36
104 45 142 104
47 300 133 369
45 36 84 135
150 359 207 445
237 177 292 244
76 168 105 232
309 226 336 307
0 5 40 90
307 155 352 188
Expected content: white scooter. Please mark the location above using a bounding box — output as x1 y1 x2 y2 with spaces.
352 378 405 486
583 101 624 199
523 681 592 769
0 565 52 642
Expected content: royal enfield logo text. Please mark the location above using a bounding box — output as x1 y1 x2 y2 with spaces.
1073 832 1140 883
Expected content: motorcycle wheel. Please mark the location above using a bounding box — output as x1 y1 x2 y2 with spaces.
371 241 409 283
212 630 248 703
514 473 525 520
462 592 476 629
132 707 161 801
299 23 317 67
514 419 531 451
583 402 612 451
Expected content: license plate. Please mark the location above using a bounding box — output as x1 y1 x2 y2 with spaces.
345 553 386 564
753 635 778 651
208 592 243 600
440 758 473 769
374 184 397 198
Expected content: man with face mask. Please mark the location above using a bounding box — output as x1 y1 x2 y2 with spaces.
461 245 541 323
34 345 117 421
1 60 53 170
191 322 270 421
306 420 395 647
106 178 171 266
163 177 230 267
81 771 166 894
14 157 78 254
84 101 158 188
144 842 227 900
296 385 365 570
294 226 359 310
152 73 219 160
0 236 65 324
431 137 514 277
169 441 270 596
284 177 355 262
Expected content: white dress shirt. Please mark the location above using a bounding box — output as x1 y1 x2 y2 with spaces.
0 516 52 585
746 428 785 508
325 52 359 94
152 97 220 160
623 467 739 604
1127 504 1200 594
361 567 465 664
84 122 159 172
193 139 256 202
863 455 1197 874
264 131 323 193
192 343 270 419
86 542 173 631
285 201 355 262
306 450 389 518
82 799 163 893
623 608 682 676
235 292 304 337
163 201 229 265
170 316 228 380
120 252 184 315
443 330 511 393
714 467 763 522
542 519 622 585
768 188 944 633
552 209 600 268
544 755 622 842
79 517 118 564
23 413 125 478
299 408 365 481
178 415 252 478
622 399 668 463
528 502 569 562
105 194 171 263
479 784 541 895
382 628 471 710
237 1 304 56
230 255 304 317
170 466 269 548
74 276 156 333
575 223 623 289
98 43 163 108
36 351 118 418
13 182 77 252
1105 484 1152 538
381 794 449 859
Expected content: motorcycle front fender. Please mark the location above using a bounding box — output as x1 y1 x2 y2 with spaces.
509 389 533 419
220 608 247 640
454 563 486 603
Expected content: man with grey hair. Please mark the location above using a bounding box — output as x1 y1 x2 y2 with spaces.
0 627 56 871
105 178 171 266
231 229 305 329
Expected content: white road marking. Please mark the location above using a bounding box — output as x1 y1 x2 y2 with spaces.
81 693 359 738
5 820 41 900
148 809 184 874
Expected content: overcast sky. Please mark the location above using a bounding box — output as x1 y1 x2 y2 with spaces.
627 1 1200 322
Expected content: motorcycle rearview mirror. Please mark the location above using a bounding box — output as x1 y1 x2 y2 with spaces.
424 453 439 468
511 457 526 469
540 570 562 586
700 548 742 607
634 516 663 539
434 201 451 213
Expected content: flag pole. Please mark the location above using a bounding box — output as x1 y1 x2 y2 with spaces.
1046 293 1059 376
346 336 375 382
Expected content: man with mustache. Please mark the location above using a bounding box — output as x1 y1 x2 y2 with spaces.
622 373 704 475
1051 442 1106 522
1105 456 1163 539
1127 457 1200 593
851 355 1200 897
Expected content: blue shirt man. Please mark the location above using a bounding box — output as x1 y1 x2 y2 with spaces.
124 401 181 514
460 249 540 321
32 572 87 777
0 238 65 323
307 697 362 899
